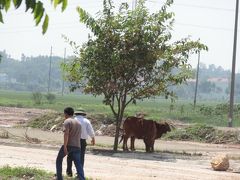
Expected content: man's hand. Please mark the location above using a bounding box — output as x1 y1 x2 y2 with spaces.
91 137 95 145
64 146 68 156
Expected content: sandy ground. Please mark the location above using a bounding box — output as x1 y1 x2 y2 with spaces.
1 142 240 180
1 106 240 179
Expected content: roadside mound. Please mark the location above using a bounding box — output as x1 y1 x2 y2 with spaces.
164 124 240 144
27 112 115 136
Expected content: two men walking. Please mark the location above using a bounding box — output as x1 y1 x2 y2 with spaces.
56 107 95 180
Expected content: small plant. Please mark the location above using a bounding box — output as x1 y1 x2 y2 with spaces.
0 130 9 139
32 92 43 105
45 93 56 104
169 104 174 113
180 105 184 115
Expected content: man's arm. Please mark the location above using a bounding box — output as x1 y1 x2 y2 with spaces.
86 120 95 145
64 131 69 155
63 121 70 155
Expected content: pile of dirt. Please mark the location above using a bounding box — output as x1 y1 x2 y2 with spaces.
164 124 240 144
95 124 116 137
27 112 116 136
28 112 65 131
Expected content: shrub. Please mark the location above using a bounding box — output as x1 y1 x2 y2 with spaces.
45 93 56 104
32 92 43 105
198 105 213 116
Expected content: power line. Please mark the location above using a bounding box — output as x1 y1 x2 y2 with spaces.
148 0 234 12
175 22 235 32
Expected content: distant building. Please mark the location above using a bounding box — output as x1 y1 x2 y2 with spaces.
207 78 228 83
187 78 196 83
187 78 228 84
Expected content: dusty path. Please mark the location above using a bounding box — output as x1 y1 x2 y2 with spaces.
0 144 240 180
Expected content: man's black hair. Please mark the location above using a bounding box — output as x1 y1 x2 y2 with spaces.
64 107 74 116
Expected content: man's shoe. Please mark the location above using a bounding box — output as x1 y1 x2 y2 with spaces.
66 172 73 177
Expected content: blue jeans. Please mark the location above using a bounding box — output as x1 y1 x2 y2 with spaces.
56 145 85 180
67 139 87 175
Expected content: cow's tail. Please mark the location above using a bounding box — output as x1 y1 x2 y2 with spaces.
119 135 124 144
118 128 124 144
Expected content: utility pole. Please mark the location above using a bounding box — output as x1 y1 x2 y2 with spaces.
132 0 137 10
228 0 239 127
61 48 66 96
194 51 200 108
47 46 53 93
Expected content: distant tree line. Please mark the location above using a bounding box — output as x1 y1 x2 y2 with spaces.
0 50 65 92
0 50 239 101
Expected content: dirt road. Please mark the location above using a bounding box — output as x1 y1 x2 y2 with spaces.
1 106 240 179
0 143 240 180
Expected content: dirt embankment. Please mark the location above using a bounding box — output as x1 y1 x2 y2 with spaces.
0 106 53 127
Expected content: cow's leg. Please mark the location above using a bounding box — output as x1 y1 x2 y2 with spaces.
130 136 136 151
144 138 150 153
123 135 129 151
150 140 155 152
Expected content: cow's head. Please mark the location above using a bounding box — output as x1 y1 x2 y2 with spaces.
155 122 171 139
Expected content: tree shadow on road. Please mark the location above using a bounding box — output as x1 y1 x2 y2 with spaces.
89 148 203 163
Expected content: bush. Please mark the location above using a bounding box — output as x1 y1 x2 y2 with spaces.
198 105 213 116
32 92 43 105
45 93 56 104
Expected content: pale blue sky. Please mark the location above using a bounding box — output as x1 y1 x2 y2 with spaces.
0 0 239 70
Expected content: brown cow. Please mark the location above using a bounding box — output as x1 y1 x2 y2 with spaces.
121 116 171 152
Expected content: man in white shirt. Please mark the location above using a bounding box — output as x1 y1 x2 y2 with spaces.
66 108 95 177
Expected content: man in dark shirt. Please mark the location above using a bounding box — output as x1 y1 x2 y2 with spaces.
56 107 85 180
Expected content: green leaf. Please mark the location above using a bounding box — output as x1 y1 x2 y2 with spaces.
42 14 49 34
25 0 36 12
34 1 43 20
0 11 3 23
4 0 11 11
62 0 67 12
13 0 22 8
53 0 59 8
35 9 43 25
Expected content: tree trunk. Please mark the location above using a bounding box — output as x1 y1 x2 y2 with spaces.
113 119 121 151
113 105 125 151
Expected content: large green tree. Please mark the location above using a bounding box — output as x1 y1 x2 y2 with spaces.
63 0 207 151
0 0 67 34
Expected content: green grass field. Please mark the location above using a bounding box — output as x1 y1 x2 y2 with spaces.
0 90 239 127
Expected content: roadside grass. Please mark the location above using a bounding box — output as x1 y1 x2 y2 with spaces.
1 90 240 127
0 165 95 180
0 165 53 180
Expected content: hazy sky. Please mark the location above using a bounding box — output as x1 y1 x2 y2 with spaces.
0 0 239 70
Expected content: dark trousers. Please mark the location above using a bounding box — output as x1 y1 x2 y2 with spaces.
67 139 87 175
56 145 85 180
